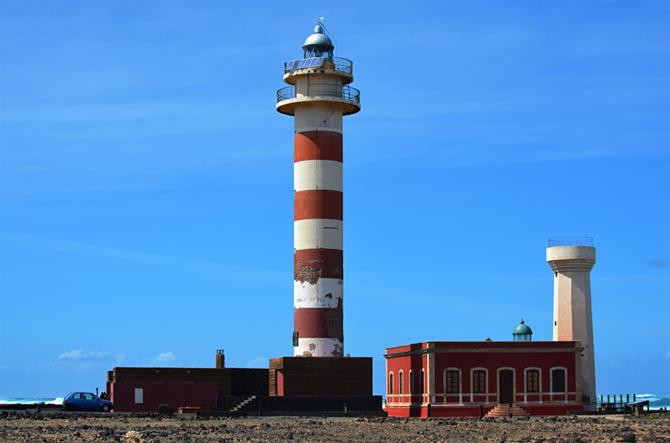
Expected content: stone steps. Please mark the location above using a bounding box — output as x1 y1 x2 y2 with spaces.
485 404 530 417
230 395 256 412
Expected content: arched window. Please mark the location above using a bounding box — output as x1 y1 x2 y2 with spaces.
409 370 415 394
526 369 540 393
472 369 487 394
444 369 460 394
419 369 425 394
399 371 404 394
551 368 566 393
389 372 394 395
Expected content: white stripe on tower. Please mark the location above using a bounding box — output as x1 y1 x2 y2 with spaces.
294 219 343 250
295 338 343 357
294 278 342 309
294 160 343 192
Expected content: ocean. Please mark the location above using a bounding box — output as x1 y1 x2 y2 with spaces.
0 397 64 405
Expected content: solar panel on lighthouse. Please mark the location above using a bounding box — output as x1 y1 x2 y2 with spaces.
286 57 325 71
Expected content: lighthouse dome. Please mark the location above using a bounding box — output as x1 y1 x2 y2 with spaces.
303 23 334 51
512 319 533 341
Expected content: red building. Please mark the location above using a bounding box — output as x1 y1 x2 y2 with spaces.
107 366 268 413
384 340 585 417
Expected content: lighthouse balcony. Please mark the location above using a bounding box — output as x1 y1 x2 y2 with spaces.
276 85 360 116
282 57 354 84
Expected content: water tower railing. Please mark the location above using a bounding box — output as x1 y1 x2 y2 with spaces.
547 236 594 247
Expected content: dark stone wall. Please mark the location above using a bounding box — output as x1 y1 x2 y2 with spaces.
230 368 269 396
269 357 372 396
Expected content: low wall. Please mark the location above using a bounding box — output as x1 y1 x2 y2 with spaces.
214 395 385 416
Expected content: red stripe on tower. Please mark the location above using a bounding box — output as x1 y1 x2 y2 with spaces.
294 249 343 281
294 190 343 221
294 131 343 162
294 307 344 340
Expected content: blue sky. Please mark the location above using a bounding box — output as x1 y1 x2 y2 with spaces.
1 0 668 398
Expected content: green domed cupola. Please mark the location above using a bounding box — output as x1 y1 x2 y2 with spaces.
512 319 533 342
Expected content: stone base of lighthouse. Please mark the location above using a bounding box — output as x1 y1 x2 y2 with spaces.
255 355 383 416
268 356 374 397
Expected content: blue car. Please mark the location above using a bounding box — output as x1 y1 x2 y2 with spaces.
62 392 113 412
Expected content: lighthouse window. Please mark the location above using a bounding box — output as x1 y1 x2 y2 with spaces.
445 370 460 394
419 369 425 394
399 371 404 394
409 370 414 394
472 370 486 394
526 369 540 393
551 368 566 393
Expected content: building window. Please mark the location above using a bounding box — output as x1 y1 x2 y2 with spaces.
526 369 540 393
409 370 414 394
419 369 425 394
472 370 486 394
399 371 404 394
551 368 566 393
134 388 144 404
389 373 394 395
445 370 460 394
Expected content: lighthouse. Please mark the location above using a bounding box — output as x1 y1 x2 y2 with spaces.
276 23 360 357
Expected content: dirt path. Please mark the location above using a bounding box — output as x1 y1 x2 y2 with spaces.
1 412 668 442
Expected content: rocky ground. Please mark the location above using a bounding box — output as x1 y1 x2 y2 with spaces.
0 412 669 442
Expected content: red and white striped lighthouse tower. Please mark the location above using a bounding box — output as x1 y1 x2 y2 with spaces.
276 23 360 357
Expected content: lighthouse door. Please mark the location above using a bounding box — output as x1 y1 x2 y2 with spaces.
498 370 514 405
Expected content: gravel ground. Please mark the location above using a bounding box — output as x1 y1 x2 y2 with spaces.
1 412 669 442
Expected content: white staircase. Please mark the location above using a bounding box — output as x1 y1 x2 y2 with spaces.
230 395 256 412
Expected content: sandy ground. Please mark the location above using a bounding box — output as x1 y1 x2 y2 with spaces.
1 412 669 442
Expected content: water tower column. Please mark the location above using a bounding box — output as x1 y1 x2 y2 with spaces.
546 240 596 408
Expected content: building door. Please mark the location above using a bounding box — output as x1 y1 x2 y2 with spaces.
276 370 284 396
498 370 514 405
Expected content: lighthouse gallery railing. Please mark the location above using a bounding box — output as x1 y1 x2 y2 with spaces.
283 57 353 75
276 85 360 105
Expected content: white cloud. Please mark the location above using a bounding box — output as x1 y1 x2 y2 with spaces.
58 349 111 361
152 351 176 365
